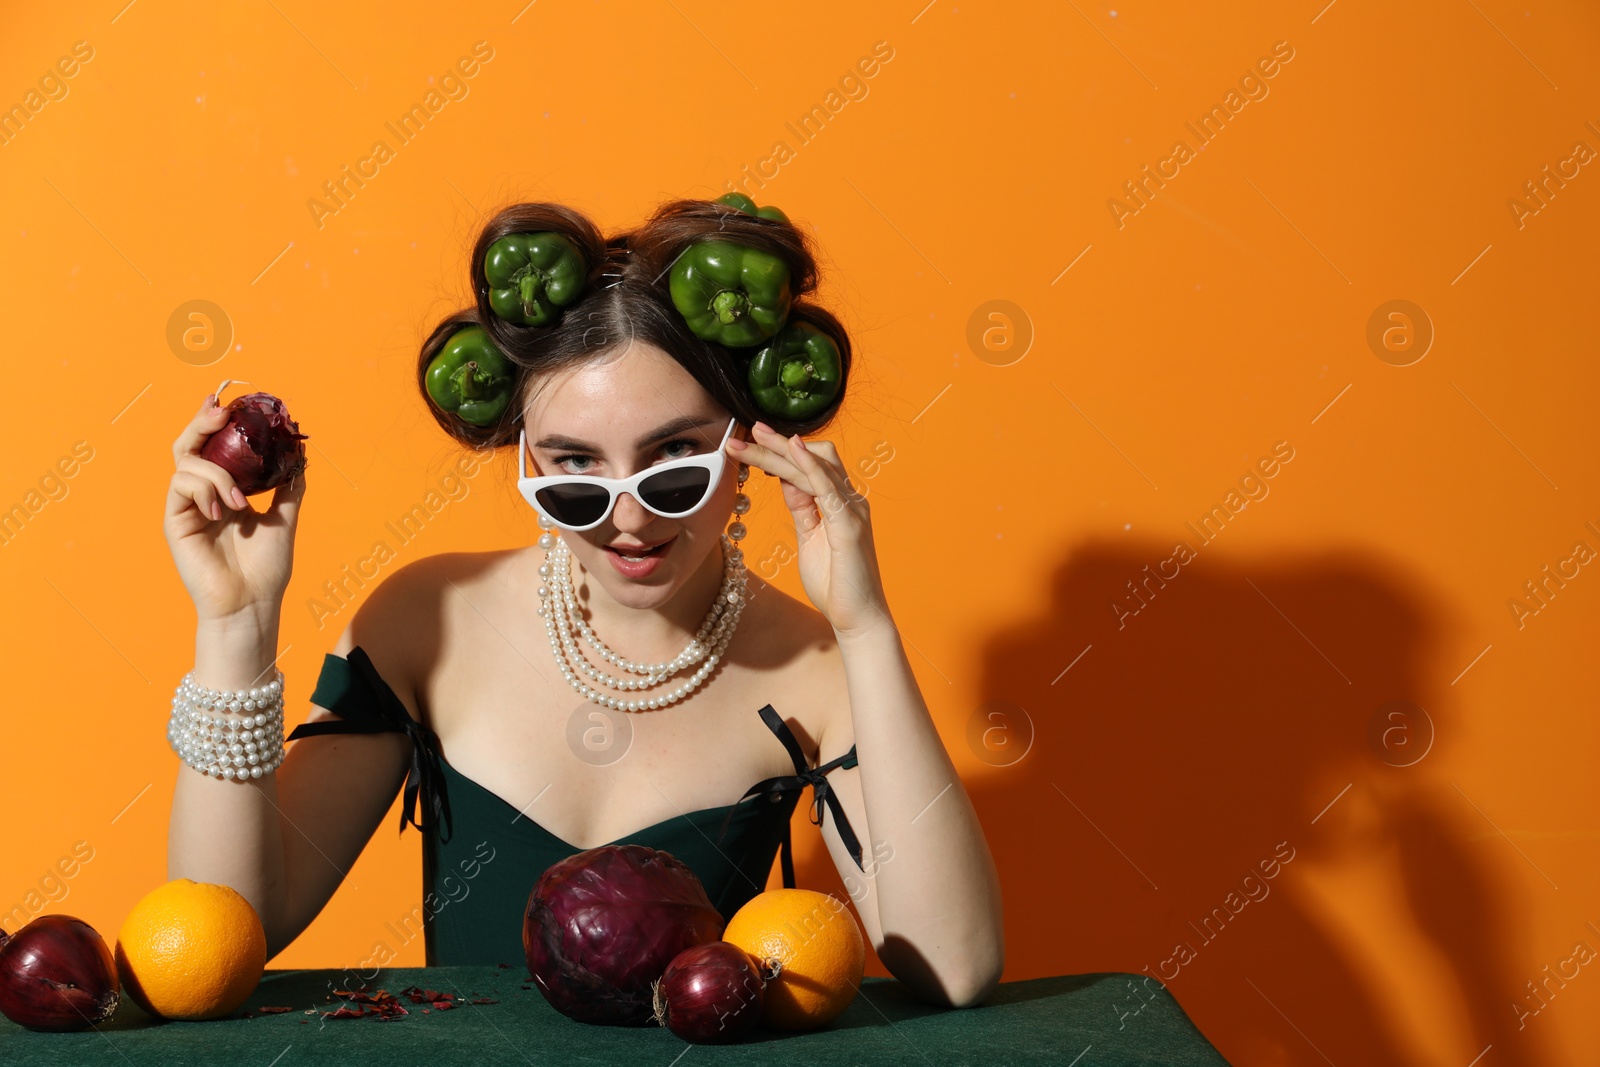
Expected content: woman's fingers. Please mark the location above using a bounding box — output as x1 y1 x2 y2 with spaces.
169 470 223 523
176 453 248 512
740 423 863 526
729 430 822 532
802 439 867 510
172 393 232 462
266 461 308 528
783 435 865 528
169 394 240 525
732 423 823 496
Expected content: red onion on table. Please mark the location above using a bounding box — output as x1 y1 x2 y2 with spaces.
198 380 308 495
651 940 771 1043
523 844 726 1026
0 916 120 1031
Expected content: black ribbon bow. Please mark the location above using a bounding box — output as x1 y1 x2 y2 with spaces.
715 704 862 888
285 646 454 842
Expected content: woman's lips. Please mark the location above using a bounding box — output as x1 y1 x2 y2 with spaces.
603 535 675 578
606 536 673 557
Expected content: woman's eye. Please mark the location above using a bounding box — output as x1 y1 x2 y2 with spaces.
659 438 699 461
552 439 698 474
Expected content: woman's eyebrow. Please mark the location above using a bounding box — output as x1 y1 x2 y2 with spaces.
533 415 716 453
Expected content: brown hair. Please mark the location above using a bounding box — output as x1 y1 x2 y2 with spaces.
416 198 853 450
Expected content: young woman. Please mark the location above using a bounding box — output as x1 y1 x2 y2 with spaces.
162 197 1004 1008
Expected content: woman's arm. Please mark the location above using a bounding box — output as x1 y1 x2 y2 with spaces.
169 611 413 960
725 422 1005 1006
815 618 1005 1009
163 393 426 960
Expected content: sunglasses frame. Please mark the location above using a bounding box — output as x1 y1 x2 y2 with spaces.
517 416 739 532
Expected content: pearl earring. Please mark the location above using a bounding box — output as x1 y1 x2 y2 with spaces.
728 462 750 545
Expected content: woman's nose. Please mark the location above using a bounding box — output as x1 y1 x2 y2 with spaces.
610 490 652 529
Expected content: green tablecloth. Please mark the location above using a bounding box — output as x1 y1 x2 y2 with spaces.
0 967 1231 1065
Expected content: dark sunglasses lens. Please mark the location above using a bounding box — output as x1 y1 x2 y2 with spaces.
536 484 611 527
639 467 712 514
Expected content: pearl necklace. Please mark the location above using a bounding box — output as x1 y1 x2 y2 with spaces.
536 531 750 712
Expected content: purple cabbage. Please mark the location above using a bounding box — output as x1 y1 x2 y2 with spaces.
523 845 725 1026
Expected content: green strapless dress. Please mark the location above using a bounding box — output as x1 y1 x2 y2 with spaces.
287 646 862 967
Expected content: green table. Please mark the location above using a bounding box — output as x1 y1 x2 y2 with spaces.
0 967 1231 1065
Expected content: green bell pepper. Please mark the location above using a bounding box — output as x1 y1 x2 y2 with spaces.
747 320 842 419
715 192 790 223
483 232 587 326
425 326 516 426
669 240 793 347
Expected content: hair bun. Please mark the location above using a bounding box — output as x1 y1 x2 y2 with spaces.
633 197 818 306
742 302 850 426
471 203 606 356
416 309 519 449
417 195 851 454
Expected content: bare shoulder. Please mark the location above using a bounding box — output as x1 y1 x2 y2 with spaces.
316 548 525 722
743 576 851 763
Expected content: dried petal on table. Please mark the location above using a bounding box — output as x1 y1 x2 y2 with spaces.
322 1005 367 1019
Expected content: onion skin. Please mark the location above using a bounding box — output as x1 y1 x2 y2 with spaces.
523 844 726 1026
651 941 768 1044
199 391 308 495
0 915 120 1032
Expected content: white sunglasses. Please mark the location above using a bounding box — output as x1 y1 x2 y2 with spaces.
517 417 739 531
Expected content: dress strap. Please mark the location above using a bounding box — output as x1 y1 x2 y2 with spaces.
715 704 862 889
286 645 454 842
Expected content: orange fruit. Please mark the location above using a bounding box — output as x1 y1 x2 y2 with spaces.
115 878 266 1020
722 888 865 1030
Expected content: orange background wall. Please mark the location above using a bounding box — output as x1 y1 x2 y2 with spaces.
2 2 1596 1063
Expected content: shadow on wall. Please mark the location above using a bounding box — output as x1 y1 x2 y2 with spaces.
799 539 1558 1067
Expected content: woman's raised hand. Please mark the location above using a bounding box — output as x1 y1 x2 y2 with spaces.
164 391 307 623
726 421 890 641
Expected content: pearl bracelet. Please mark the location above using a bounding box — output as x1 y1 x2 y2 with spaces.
168 670 287 781
180 670 284 712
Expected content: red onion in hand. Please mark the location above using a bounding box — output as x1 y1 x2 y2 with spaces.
523 845 726 1026
199 382 308 495
651 940 772 1043
0 915 120 1031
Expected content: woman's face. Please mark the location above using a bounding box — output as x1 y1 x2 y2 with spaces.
521 339 742 610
